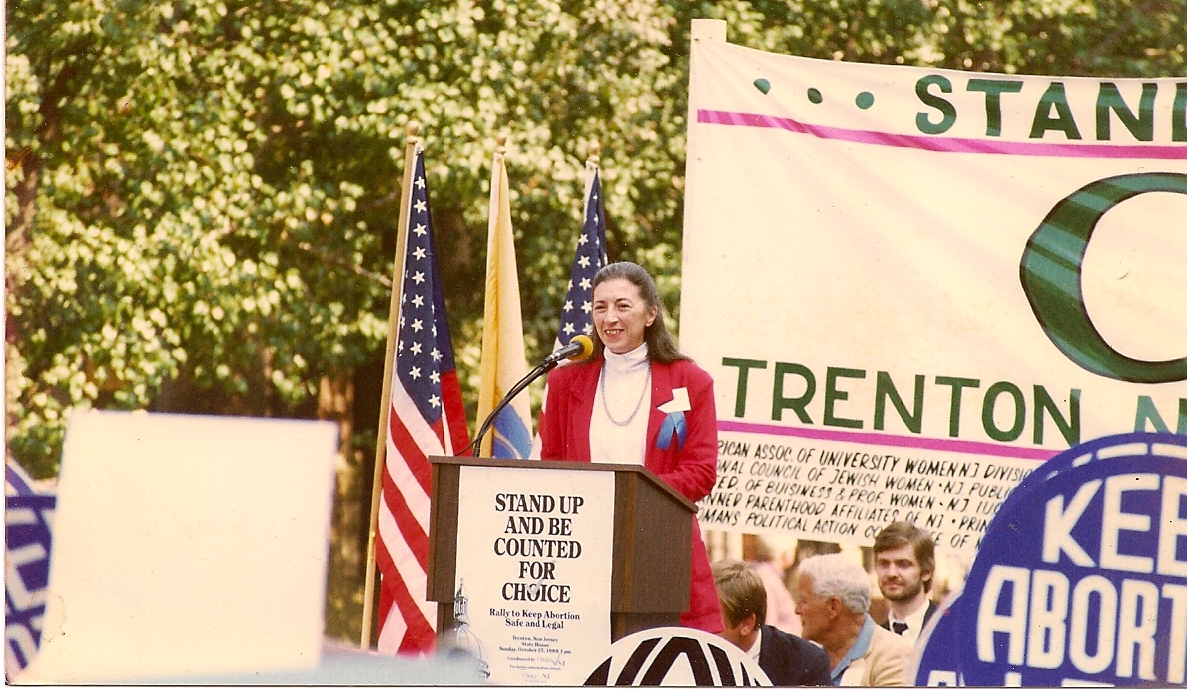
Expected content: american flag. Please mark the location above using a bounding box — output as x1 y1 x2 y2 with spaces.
557 167 608 346
531 165 608 457
376 145 468 655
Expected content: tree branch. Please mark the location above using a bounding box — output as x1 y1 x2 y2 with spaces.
295 241 393 289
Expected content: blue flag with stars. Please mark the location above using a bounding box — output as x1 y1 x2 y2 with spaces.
557 168 608 346
529 164 609 458
395 164 448 429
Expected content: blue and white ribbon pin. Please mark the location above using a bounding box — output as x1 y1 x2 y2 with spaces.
656 388 692 451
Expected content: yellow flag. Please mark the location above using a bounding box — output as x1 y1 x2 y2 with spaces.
475 145 533 458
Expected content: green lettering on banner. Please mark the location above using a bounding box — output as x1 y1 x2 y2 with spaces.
773 362 814 423
1019 172 1187 383
1134 396 1187 434
722 357 767 417
967 79 1024 137
1033 386 1080 446
1095 82 1156 141
1029 82 1082 139
874 371 924 434
1174 83 1187 142
824 367 865 429
915 75 956 135
936 376 980 438
983 381 1025 442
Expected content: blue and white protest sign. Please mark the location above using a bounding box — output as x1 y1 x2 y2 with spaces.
5 460 55 680
908 589 967 686
954 433 1187 686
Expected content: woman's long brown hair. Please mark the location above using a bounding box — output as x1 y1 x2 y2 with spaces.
589 261 688 364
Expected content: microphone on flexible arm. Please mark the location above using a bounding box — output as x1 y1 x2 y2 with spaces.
468 335 595 457
541 334 596 366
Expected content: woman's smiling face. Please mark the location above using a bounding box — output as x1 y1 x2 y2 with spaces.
592 278 657 354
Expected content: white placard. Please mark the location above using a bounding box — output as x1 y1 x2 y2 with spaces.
454 465 614 685
16 410 337 683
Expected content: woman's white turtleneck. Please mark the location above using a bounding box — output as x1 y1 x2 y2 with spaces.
590 343 651 466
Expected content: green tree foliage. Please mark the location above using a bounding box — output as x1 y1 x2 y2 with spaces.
6 0 1183 640
8 0 1184 475
6 0 692 477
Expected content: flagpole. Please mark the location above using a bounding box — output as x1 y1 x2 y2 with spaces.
531 139 604 460
360 121 420 650
476 132 507 458
583 140 600 249
586 140 599 192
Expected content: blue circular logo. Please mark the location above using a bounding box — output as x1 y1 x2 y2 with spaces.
952 433 1187 686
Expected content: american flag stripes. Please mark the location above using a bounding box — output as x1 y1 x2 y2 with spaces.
427 220 471 458
375 145 468 655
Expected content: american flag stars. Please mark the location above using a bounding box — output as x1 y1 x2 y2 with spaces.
376 146 460 655
394 168 447 424
375 144 471 655
554 169 608 346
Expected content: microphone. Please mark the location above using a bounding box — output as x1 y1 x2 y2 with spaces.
542 335 595 366
467 335 597 457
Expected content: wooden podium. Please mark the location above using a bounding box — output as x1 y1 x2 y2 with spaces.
427 456 697 642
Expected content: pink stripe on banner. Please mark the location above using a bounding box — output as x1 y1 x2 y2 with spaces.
698 109 1187 160
718 419 1061 461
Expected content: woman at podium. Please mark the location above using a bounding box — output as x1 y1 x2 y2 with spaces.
539 261 724 633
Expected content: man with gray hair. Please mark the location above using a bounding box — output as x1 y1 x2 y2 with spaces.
794 553 911 686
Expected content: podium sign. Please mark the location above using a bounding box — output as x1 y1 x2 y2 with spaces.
454 465 615 685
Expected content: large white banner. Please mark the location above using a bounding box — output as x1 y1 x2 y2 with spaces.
680 35 1187 556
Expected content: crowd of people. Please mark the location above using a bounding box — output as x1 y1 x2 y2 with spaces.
711 522 938 686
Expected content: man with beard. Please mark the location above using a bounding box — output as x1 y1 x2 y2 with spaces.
873 522 937 646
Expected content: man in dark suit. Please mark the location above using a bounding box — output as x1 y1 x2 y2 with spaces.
712 559 831 686
874 522 938 646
